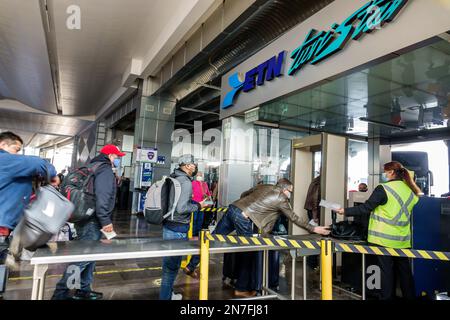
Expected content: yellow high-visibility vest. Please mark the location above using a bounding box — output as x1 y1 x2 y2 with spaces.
368 180 419 249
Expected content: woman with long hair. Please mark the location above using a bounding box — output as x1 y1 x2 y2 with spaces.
337 161 421 300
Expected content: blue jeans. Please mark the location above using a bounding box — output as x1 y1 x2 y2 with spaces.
187 205 254 272
192 211 204 237
214 205 257 291
159 226 188 300
52 219 102 299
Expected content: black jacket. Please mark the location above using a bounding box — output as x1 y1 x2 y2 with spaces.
304 176 321 221
344 183 390 231
90 154 116 227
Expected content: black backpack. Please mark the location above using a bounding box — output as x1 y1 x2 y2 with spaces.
330 211 367 241
61 162 106 223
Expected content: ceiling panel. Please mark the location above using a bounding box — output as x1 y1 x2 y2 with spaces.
49 0 189 116
0 109 93 137
0 0 57 113
0 128 63 148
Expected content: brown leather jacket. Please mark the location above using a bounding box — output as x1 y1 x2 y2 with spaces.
232 184 314 236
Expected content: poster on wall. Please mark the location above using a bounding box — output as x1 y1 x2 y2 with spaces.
138 191 147 213
136 148 158 163
122 135 134 152
121 152 132 167
141 163 152 187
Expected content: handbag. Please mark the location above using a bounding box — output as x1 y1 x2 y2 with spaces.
200 181 212 202
330 211 366 241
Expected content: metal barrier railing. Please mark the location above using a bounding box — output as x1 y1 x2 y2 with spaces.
181 207 228 269
198 230 450 300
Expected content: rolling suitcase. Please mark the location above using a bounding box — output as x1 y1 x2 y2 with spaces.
9 185 74 258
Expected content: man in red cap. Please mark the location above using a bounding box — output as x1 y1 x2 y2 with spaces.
52 144 125 300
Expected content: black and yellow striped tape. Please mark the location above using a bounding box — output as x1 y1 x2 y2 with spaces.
334 242 450 261
203 233 450 261
199 207 228 213
205 233 320 250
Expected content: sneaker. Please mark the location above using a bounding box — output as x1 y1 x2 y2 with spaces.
171 292 183 300
71 289 103 300
183 267 199 279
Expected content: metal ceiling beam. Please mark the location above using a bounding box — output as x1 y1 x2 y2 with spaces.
39 0 61 114
25 133 38 148
180 107 219 116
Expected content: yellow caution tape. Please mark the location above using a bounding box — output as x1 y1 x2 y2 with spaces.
206 234 320 250
204 234 450 261
334 242 450 261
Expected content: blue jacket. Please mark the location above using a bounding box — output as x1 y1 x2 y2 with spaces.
0 150 57 230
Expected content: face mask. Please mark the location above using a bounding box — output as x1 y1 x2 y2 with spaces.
113 158 121 168
381 172 388 182
285 190 292 199
196 176 204 181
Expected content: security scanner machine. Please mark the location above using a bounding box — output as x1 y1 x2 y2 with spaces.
291 133 347 234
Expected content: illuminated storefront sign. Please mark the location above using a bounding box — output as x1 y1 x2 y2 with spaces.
222 51 285 109
222 0 409 109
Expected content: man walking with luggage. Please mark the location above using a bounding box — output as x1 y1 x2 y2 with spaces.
159 154 208 300
52 144 125 300
0 131 57 296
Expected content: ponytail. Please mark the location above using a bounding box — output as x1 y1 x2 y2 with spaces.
384 161 422 195
398 167 421 195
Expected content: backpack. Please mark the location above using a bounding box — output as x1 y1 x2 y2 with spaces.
144 177 182 225
330 210 366 241
60 162 106 223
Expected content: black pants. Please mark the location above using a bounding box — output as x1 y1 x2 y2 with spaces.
377 255 415 300
0 236 8 264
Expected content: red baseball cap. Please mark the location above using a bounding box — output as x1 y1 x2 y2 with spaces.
100 144 126 157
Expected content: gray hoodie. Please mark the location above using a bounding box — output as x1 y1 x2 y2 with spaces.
166 168 200 225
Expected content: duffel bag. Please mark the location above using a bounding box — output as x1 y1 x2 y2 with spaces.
9 185 74 257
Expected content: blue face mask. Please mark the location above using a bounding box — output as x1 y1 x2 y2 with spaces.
381 172 388 182
113 158 121 168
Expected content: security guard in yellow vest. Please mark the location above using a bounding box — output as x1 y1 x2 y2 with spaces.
337 161 421 300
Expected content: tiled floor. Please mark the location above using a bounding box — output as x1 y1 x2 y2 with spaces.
3 210 358 300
